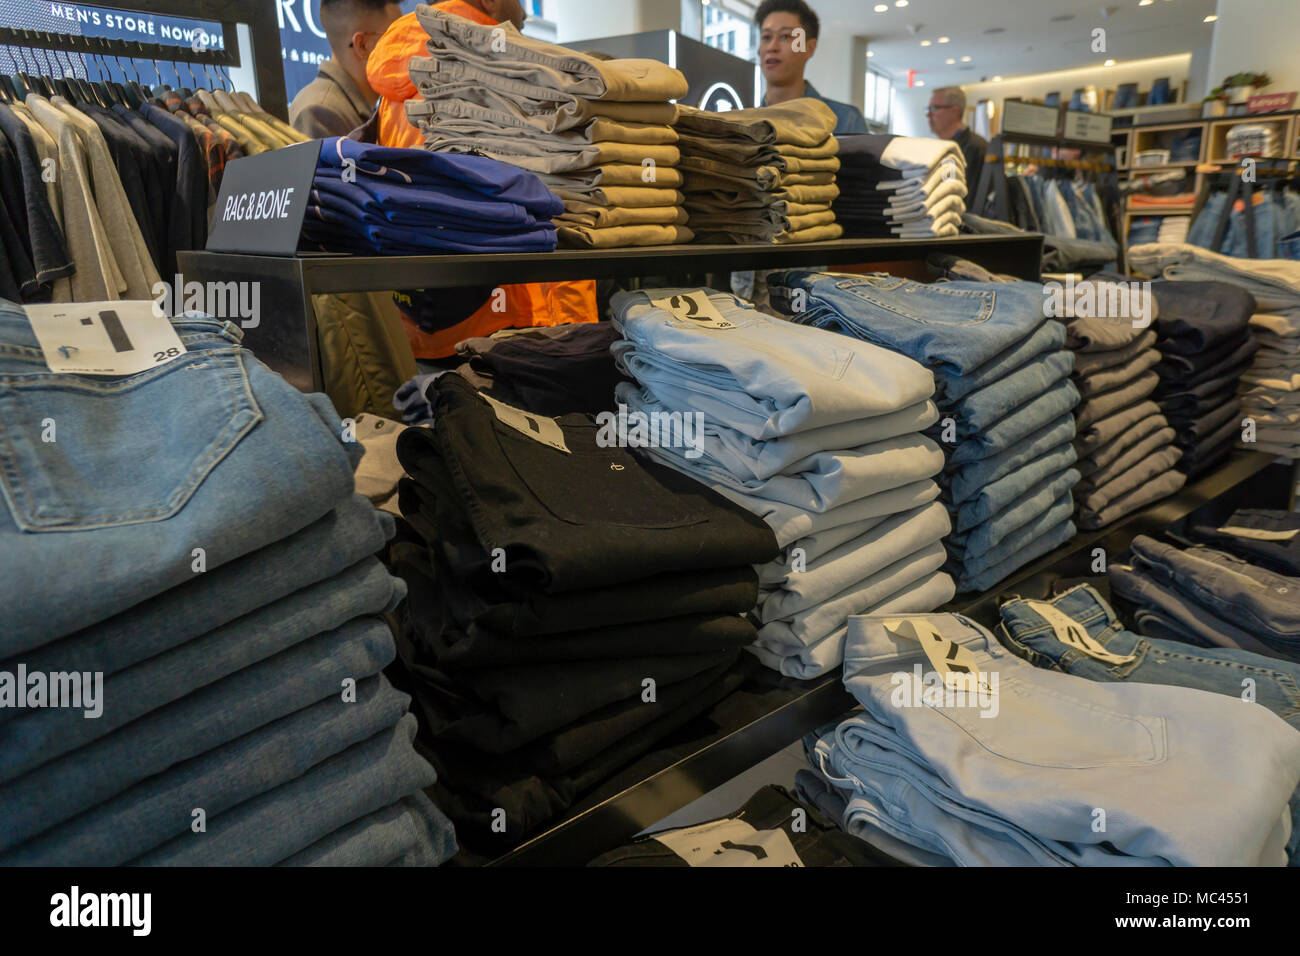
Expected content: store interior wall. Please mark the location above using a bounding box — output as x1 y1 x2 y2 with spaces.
1206 0 1300 93
555 0 685 42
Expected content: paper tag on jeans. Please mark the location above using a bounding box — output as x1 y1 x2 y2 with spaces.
24 301 187 376
650 290 736 330
1022 600 1136 665
478 392 570 454
652 818 803 867
1217 523 1298 542
882 617 993 695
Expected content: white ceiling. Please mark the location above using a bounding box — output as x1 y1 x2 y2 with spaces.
812 0 1218 85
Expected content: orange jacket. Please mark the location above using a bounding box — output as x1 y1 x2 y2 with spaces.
366 0 596 359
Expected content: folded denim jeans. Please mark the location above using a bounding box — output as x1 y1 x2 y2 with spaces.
946 412 1077 503
1190 509 1300 577
1071 330 1159 378
954 442 1078 533
1075 348 1162 399
1074 370 1160 429
0 311 360 656
278 792 456 867
942 321 1068 403
955 514 1077 593
1078 466 1186 530
951 351 1075 436
1077 424 1175 489
949 467 1079 559
944 380 1081 466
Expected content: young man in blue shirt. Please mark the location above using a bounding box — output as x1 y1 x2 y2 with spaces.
755 0 868 135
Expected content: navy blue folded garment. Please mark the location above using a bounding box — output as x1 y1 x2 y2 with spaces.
316 137 563 219
301 204 558 254
312 172 542 229
309 183 545 236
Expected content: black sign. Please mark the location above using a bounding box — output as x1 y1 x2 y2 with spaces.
206 139 322 256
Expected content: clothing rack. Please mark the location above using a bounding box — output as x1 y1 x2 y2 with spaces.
972 133 1115 224
0 0 287 119
1199 159 1297 259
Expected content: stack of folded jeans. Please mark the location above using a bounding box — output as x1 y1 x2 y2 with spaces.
406 5 691 249
673 99 841 244
998 583 1300 863
1149 278 1258 476
0 303 455 867
299 136 562 254
1190 507 1300 576
800 610 1300 865
1130 243 1300 457
608 287 952 678
1065 284 1185 528
769 270 1081 594
389 372 778 843
833 134 966 239
1108 533 1300 660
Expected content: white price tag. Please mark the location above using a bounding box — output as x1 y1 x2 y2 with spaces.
883 617 994 695
478 392 570 454
24 301 188 376
652 819 804 867
650 289 736 330
1022 600 1137 665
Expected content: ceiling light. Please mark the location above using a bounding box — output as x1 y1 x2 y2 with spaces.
895 0 909 7
992 75 1003 81
915 79 925 86
873 3 887 10
1139 0 1152 5
1203 14 1218 21
960 55 971 62
866 50 874 56
920 40 931 46
945 57 955 64
937 36 950 43
1104 58 1116 65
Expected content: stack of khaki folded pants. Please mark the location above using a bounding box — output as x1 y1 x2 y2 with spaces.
674 98 841 244
406 4 691 249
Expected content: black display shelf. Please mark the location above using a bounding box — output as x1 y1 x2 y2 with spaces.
488 451 1286 866
177 233 1044 393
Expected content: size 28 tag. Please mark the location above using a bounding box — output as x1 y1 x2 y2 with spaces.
650 290 736 330
1022 600 1137 665
24 301 187 376
883 617 994 695
479 392 570 454
652 818 803 867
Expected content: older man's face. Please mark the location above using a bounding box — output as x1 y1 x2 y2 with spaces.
927 94 960 136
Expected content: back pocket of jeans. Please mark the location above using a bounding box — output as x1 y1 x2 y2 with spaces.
835 276 996 326
934 675 1167 769
0 349 262 532
494 420 702 529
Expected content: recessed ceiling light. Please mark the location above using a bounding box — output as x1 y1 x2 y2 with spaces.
992 75 1003 81
895 0 908 7
1139 0 1153 5
873 3 887 10
866 50 875 57
937 36 950 43
915 79 926 86
960 55 971 62
945 57 955 64
1104 58 1116 65
1203 14 1218 21
920 39 931 46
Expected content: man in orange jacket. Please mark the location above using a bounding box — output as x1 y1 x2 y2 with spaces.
367 0 598 360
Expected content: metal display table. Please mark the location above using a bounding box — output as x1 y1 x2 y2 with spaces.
178 233 1045 393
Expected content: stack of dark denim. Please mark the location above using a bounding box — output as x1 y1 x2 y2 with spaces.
833 134 966 239
1108 534 1300 660
0 302 455 867
1065 282 1185 528
1191 508 1300 576
406 4 691 249
609 288 953 679
299 136 563 255
390 372 778 843
674 99 841 243
798 606 1300 865
769 269 1081 594
1150 279 1258 477
998 584 1300 865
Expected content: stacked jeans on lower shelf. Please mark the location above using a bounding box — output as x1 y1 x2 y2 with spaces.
800 609 1300 865
769 269 1081 593
1108 533 1300 660
608 287 952 678
1149 279 1258 476
1190 507 1300 576
833 134 966 239
299 137 562 255
406 5 690 249
1065 288 1184 528
1243 307 1300 457
998 583 1300 863
0 304 454 867
674 99 841 243
390 372 778 843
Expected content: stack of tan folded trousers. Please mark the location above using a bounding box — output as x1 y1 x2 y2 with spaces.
406 3 691 249
675 98 841 244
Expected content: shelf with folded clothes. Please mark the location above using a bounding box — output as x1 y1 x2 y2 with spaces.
483 443 1281 867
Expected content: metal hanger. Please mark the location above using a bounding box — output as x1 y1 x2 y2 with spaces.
0 46 19 103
